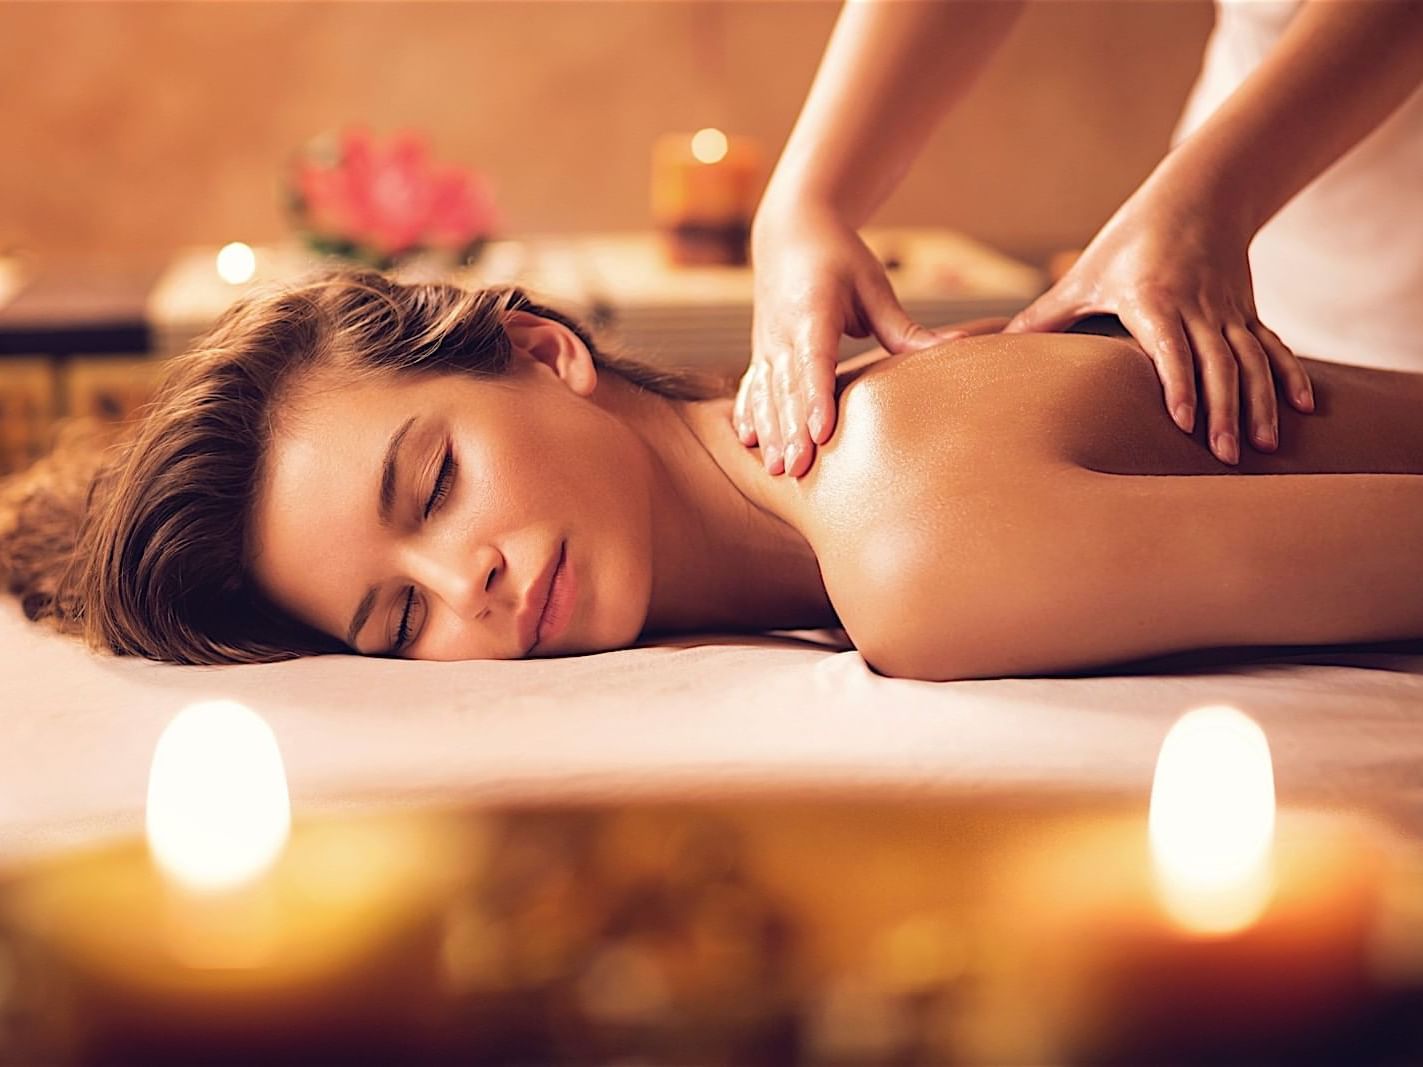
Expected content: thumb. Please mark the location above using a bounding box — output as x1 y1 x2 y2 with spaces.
858 270 940 354
1004 285 1081 335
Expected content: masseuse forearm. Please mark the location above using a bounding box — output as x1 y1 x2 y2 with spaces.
758 0 1023 228
1151 0 1423 235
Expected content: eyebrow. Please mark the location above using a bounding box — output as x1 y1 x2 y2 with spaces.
345 414 418 650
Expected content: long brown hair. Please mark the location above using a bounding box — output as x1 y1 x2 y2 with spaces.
0 268 731 665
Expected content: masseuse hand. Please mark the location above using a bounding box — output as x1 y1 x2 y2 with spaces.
736 204 962 477
1003 180 1316 465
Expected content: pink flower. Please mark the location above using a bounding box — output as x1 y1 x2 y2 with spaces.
427 168 498 250
292 127 498 258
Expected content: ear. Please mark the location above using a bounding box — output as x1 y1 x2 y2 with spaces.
503 310 598 398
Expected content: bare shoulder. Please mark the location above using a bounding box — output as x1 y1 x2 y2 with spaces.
790 333 1142 677
793 331 1140 541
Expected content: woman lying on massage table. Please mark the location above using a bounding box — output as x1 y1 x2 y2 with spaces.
3 270 1421 680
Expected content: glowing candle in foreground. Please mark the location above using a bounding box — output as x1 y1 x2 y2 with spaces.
147 700 291 892
1149 705 1276 936
146 699 291 969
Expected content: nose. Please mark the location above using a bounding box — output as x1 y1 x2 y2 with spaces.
400 540 498 621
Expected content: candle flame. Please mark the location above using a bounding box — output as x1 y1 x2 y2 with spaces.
146 700 291 893
690 128 729 165
215 242 256 285
1149 705 1276 936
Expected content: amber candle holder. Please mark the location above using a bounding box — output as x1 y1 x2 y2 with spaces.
0 812 472 1066
651 129 764 267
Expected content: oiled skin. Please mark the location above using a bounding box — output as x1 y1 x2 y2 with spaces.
728 332 1423 679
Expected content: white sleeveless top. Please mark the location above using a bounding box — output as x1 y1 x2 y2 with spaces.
1173 0 1423 371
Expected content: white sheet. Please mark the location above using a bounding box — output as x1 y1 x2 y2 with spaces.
3 596 1421 864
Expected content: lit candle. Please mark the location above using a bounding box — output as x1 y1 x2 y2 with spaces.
651 129 764 266
146 700 291 970
1 701 470 1065
984 705 1420 1063
1148 704 1277 935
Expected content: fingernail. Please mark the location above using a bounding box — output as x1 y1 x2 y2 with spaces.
1296 387 1315 412
783 443 801 475
1173 404 1195 432
764 445 782 472
809 407 827 443
1255 424 1276 450
1214 433 1239 465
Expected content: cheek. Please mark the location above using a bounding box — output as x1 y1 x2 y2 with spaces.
478 409 621 517
461 408 655 649
521 419 656 645
452 419 547 523
582 437 657 645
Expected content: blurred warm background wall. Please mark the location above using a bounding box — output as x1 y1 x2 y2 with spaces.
1 0 1212 271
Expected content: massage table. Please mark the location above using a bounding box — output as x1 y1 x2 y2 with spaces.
4 596 1421 863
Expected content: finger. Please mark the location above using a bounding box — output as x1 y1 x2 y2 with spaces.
858 269 940 355
769 352 818 477
1119 305 1198 433
1185 319 1241 465
748 360 783 473
733 366 758 445
1003 284 1084 335
792 317 845 448
1255 321 1314 413
1224 322 1278 452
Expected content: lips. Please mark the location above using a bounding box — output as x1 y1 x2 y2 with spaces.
521 541 564 656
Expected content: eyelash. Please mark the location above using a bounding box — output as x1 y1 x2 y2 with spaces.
393 445 457 653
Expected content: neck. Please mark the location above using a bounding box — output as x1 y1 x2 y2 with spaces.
594 374 838 637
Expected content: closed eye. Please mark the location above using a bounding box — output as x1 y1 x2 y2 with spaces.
424 446 456 518
391 445 457 655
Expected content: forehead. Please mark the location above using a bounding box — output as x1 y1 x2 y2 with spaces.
284 368 440 430
271 372 441 491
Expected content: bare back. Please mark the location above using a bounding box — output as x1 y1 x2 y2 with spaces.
845 332 1423 475
766 332 1423 678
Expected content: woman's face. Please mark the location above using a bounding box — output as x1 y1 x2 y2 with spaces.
249 318 656 660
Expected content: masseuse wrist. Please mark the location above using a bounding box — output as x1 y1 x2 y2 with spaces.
1144 134 1275 246
751 185 842 256
1135 156 1261 253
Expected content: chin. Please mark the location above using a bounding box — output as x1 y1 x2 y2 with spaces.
587 603 652 656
